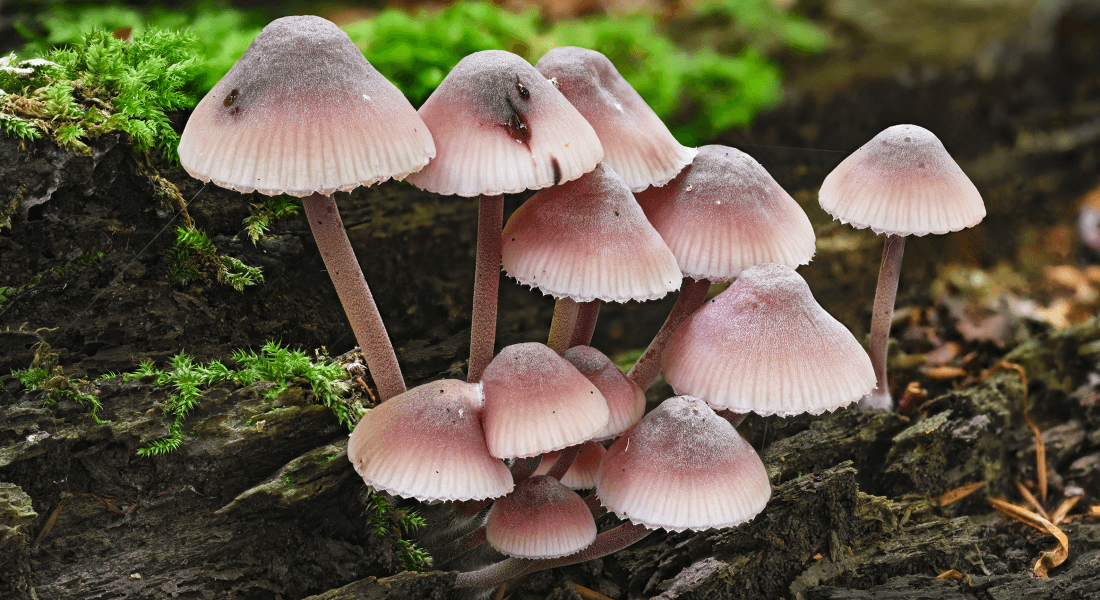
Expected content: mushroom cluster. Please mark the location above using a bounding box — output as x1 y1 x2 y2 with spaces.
179 16 985 593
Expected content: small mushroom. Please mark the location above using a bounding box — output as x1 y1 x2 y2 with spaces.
486 475 597 559
818 124 984 409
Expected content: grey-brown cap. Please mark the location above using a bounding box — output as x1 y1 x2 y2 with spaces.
536 47 696 192
179 15 435 197
405 50 603 197
818 124 985 236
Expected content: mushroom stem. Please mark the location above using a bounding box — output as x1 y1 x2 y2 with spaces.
628 277 711 391
545 444 583 480
569 300 601 348
469 194 505 383
455 522 652 588
548 298 580 354
303 193 406 401
512 456 541 484
436 525 489 568
862 234 906 410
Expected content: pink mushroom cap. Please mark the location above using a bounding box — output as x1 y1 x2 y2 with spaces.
405 50 603 197
501 162 682 303
818 124 985 236
662 263 875 416
535 47 696 192
347 379 513 502
481 342 609 459
533 440 607 489
596 395 771 531
178 15 435 197
635 145 815 281
562 345 645 440
486 475 597 559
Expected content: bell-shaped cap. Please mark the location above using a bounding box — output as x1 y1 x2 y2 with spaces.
533 440 607 490
347 379 512 502
486 475 597 559
818 124 985 236
636 145 815 281
179 15 435 197
405 50 603 197
481 343 609 459
562 345 644 440
596 396 770 531
535 47 696 192
662 263 875 416
501 163 682 303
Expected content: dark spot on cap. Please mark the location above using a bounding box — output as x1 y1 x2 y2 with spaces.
499 95 531 149
223 89 239 108
614 210 619 216
515 77 530 100
551 157 562 185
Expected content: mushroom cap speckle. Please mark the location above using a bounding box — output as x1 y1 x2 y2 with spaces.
562 346 645 440
179 15 435 197
662 263 875 416
501 163 682 303
818 124 985 236
596 395 770 532
636 145 815 281
536 47 696 192
347 379 512 502
405 50 603 197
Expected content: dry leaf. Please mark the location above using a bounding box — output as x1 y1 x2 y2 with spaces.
1088 504 1099 517
1014 480 1050 521
937 569 970 584
1051 496 1081 525
935 482 986 507
987 498 1069 578
924 365 968 380
567 581 615 600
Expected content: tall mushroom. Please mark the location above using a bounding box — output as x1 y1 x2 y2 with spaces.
818 124 984 409
178 15 435 401
405 50 603 382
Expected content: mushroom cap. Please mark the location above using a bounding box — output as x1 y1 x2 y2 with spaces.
818 124 985 236
347 379 513 502
486 475 597 559
481 342 610 459
596 395 771 532
405 50 603 197
562 345 645 440
178 15 435 197
535 47 696 192
662 263 875 416
501 163 682 303
533 440 607 490
635 145 815 281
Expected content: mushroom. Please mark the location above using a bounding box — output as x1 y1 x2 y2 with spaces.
405 50 603 382
628 145 815 390
485 475 597 559
500 163 680 353
661 263 875 417
596 395 771 532
346 379 513 502
818 124 984 409
535 47 697 344
178 15 435 401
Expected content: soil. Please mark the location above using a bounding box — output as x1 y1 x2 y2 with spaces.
3 1 1100 599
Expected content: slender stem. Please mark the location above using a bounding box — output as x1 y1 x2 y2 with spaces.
512 456 540 484
715 410 746 428
468 195 505 383
545 444 583 480
628 277 711 391
569 300 601 348
862 234 906 411
436 525 488 567
547 297 580 354
455 522 653 588
302 194 405 401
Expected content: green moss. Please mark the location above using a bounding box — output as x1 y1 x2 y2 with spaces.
166 225 263 291
1 28 199 157
10 342 107 423
128 341 365 457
